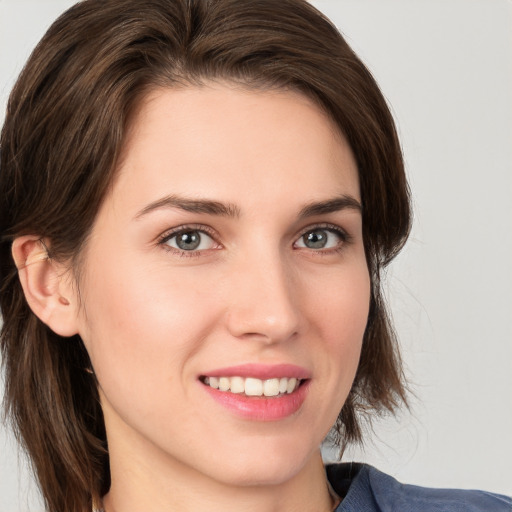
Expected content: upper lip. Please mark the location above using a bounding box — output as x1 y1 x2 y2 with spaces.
200 363 311 380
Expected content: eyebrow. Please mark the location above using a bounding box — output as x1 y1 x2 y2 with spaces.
135 194 241 219
298 195 362 218
135 193 361 220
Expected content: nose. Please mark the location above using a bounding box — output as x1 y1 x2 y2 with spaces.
224 250 300 344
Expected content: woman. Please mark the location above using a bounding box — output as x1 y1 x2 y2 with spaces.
0 1 510 511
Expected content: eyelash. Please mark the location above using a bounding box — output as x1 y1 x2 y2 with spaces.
294 223 351 255
156 222 351 257
157 224 220 258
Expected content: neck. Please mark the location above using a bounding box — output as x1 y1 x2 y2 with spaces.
102 440 333 512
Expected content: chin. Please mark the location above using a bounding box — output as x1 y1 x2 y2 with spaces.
199 438 320 488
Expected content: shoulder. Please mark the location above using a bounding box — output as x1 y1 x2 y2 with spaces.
326 463 512 512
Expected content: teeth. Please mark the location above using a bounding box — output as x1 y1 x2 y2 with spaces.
263 378 279 397
286 377 297 394
245 377 263 396
230 376 245 394
204 376 301 397
218 377 230 392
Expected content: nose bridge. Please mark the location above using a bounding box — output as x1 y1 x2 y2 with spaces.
225 245 300 343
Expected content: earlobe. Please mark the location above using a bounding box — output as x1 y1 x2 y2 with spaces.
12 236 79 337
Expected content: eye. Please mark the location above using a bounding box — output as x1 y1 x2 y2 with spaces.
161 228 217 252
294 226 346 250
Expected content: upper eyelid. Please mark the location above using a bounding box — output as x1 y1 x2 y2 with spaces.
156 225 222 257
158 223 217 240
155 222 350 249
293 223 352 253
296 222 349 238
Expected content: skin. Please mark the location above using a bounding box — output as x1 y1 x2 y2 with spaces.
46 85 371 511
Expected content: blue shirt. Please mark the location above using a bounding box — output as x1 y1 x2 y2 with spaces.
327 463 512 512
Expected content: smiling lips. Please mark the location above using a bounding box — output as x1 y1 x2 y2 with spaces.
200 364 310 420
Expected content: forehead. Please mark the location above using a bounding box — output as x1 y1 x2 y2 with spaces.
111 84 360 213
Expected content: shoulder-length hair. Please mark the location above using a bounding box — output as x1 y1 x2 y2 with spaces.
0 0 410 510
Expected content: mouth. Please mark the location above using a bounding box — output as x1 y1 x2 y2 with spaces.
198 363 311 420
200 375 303 397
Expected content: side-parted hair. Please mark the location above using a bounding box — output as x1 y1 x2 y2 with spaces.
0 0 411 510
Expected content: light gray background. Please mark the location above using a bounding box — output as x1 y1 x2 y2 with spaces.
1 1 511 510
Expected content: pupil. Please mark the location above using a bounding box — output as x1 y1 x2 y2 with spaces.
305 230 327 249
177 231 200 250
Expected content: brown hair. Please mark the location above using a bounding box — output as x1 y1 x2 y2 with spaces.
0 0 410 510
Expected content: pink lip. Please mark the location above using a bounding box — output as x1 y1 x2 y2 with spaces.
199 364 311 421
201 363 311 380
202 379 310 421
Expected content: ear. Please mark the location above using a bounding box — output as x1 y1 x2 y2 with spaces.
12 236 80 337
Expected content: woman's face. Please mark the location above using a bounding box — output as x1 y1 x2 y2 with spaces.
74 84 370 487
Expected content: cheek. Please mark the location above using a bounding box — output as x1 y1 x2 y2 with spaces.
307 260 370 340
310 261 370 383
76 255 220 394
293 261 370 436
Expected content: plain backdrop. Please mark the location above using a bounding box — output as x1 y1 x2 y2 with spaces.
1 1 511 510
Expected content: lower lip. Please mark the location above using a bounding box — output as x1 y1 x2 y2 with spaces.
202 381 310 421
